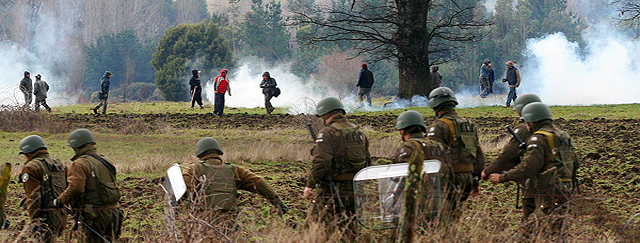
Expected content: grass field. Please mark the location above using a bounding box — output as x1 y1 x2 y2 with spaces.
0 102 638 242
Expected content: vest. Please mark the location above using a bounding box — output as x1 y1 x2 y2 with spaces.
196 161 238 211
35 157 67 211
534 128 579 187
438 117 479 173
79 155 120 206
328 122 368 180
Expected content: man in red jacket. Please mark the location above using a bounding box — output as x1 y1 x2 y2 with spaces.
213 69 232 115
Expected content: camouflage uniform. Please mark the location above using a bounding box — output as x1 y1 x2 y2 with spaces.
427 107 485 210
484 122 537 219
306 114 371 236
21 150 67 242
499 120 577 219
57 144 122 243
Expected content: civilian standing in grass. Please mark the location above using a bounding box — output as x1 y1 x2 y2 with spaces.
33 74 51 112
213 69 231 116
503 61 521 107
259 71 277 114
19 71 33 108
189 70 204 109
356 63 374 107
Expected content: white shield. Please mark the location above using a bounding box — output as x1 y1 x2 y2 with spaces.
166 164 187 203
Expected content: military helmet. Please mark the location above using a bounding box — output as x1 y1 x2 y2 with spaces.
396 110 427 130
19 135 47 155
68 129 96 148
195 137 223 157
428 87 458 109
521 102 552 123
316 97 345 116
513 94 542 115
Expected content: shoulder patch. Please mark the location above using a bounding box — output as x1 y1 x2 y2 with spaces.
527 144 538 148
315 139 323 143
22 173 29 183
531 137 538 141
429 127 435 132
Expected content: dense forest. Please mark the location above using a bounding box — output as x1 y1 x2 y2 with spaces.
0 0 635 103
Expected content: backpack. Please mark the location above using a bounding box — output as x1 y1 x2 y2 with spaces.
437 117 479 173
271 87 281 97
197 162 238 211
534 129 579 191
82 154 121 206
39 158 67 213
328 123 369 179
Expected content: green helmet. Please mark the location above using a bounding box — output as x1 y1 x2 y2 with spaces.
396 110 427 130
521 102 552 123
19 135 47 155
195 137 223 157
316 97 345 116
514 94 542 115
428 87 458 109
68 129 96 148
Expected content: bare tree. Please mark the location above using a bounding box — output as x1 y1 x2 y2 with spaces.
616 0 640 38
290 0 490 99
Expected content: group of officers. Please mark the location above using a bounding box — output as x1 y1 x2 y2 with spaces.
14 86 578 242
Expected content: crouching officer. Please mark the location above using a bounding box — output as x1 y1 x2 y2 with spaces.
181 137 288 230
426 87 485 212
489 102 578 229
303 97 371 240
19 135 67 242
54 129 122 243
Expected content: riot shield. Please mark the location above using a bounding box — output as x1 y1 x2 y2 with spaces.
166 163 187 204
354 160 442 229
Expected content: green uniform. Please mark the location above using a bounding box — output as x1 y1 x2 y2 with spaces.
484 122 537 219
57 144 122 243
426 108 485 210
499 121 576 219
20 150 67 242
306 114 371 237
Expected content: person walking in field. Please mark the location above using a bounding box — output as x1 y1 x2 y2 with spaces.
92 71 111 115
426 87 485 213
19 71 33 108
259 71 277 114
33 74 51 112
482 94 542 221
356 63 374 107
430 65 443 90
181 137 288 235
489 102 578 232
55 129 123 243
189 69 204 109
503 61 521 107
19 135 67 242
213 69 231 116
303 97 371 240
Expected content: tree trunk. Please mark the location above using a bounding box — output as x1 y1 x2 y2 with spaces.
396 0 433 99
397 55 432 99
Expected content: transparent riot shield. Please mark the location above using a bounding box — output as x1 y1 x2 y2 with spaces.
353 160 442 229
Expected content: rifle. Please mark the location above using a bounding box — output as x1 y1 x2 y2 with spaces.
63 205 111 243
505 125 527 149
306 124 345 210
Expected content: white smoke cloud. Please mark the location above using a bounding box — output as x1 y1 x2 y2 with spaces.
522 26 640 105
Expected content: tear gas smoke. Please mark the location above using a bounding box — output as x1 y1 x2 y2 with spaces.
521 26 640 105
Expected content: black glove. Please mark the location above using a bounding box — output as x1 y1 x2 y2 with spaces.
272 197 289 215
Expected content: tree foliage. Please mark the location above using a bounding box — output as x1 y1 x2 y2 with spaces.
152 20 233 101
240 0 290 62
84 30 156 101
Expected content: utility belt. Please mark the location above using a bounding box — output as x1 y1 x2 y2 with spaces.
453 163 474 173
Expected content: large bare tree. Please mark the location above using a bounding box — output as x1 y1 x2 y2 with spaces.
290 0 489 98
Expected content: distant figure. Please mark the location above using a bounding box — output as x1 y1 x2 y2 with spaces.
213 69 231 116
487 63 495 94
259 71 277 114
33 74 51 112
430 65 443 90
19 71 33 108
356 63 374 107
189 69 204 109
479 59 492 98
502 61 521 107
92 71 111 115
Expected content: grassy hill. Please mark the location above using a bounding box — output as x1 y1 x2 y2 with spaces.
0 102 638 242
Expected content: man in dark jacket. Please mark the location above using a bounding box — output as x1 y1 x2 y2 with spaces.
479 59 492 98
19 71 33 108
189 70 204 109
503 61 521 107
356 63 374 107
33 74 51 112
430 65 443 90
92 71 111 115
259 71 277 114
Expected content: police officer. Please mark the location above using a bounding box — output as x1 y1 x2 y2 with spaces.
482 93 541 220
489 102 578 226
426 87 485 211
55 129 122 243
181 137 288 230
303 97 371 239
19 135 67 242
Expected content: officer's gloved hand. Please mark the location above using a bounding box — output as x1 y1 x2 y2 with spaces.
272 197 289 215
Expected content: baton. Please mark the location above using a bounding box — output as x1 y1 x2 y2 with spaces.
506 125 527 149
